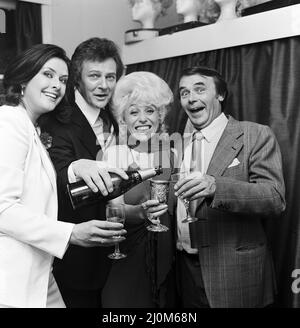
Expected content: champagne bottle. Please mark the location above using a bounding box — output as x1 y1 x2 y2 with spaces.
67 167 163 210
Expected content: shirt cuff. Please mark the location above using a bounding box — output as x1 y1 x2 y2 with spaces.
68 161 110 183
57 222 76 259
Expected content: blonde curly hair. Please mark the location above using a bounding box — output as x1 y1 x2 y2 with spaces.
112 71 173 132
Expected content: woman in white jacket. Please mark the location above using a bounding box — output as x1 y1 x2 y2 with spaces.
0 44 126 308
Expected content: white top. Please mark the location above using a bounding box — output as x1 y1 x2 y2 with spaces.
0 105 74 307
103 144 155 170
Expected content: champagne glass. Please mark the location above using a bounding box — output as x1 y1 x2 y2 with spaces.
106 203 126 259
171 171 198 224
146 180 169 232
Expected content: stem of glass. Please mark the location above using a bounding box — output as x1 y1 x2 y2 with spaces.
114 242 120 255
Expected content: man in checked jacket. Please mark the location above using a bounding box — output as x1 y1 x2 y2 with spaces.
173 66 286 308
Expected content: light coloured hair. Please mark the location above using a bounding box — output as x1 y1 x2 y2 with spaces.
112 71 173 130
128 0 173 16
199 0 268 23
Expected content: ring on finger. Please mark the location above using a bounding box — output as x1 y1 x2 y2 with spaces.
141 202 147 210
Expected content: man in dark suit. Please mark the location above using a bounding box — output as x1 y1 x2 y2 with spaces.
173 66 286 307
42 38 128 308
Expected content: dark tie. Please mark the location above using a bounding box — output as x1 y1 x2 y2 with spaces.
98 109 111 144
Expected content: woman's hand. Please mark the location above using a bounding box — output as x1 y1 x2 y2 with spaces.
141 200 168 224
70 220 126 247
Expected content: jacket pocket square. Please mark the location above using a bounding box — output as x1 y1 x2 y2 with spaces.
228 158 240 168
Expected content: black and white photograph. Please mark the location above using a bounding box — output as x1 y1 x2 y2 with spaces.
0 0 300 320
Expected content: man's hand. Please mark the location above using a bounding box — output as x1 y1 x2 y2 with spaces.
141 199 168 224
72 159 128 195
174 171 216 201
70 220 127 247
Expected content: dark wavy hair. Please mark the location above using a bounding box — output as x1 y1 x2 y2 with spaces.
70 37 124 93
65 37 124 132
3 44 70 107
179 66 228 111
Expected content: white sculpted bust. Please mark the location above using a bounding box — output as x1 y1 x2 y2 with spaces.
214 0 238 22
176 0 203 23
129 0 172 29
194 0 272 24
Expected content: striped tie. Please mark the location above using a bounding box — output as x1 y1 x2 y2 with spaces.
191 131 204 173
189 131 204 216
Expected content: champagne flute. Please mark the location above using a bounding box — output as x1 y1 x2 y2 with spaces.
171 171 198 224
146 180 169 232
106 203 126 259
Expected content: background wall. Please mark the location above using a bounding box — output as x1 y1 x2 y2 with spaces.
0 0 16 10
51 0 178 58
0 0 274 67
49 0 270 58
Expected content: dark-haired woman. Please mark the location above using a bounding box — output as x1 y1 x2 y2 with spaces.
0 44 126 308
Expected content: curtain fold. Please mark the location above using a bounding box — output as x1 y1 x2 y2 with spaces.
15 1 42 53
127 36 300 307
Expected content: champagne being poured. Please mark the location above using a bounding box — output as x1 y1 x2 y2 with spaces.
67 167 163 210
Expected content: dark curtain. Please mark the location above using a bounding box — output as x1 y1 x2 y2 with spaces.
15 1 42 53
0 9 17 74
127 36 300 307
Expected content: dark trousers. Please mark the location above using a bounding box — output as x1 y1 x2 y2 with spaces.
57 285 102 308
176 250 210 308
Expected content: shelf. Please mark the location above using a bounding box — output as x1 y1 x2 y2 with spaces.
122 4 300 65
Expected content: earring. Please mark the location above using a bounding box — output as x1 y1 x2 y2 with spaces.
20 85 25 97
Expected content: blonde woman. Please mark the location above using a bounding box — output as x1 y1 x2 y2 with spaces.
102 71 177 308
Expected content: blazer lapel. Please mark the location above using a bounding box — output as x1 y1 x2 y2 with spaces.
71 104 100 158
207 116 244 177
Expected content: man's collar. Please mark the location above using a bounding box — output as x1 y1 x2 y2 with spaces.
201 113 228 142
187 113 228 142
75 89 100 126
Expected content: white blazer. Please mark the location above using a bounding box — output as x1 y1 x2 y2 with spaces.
0 105 74 308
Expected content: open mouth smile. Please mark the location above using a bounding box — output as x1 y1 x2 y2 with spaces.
43 91 59 102
135 125 152 131
188 106 205 113
94 94 108 101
